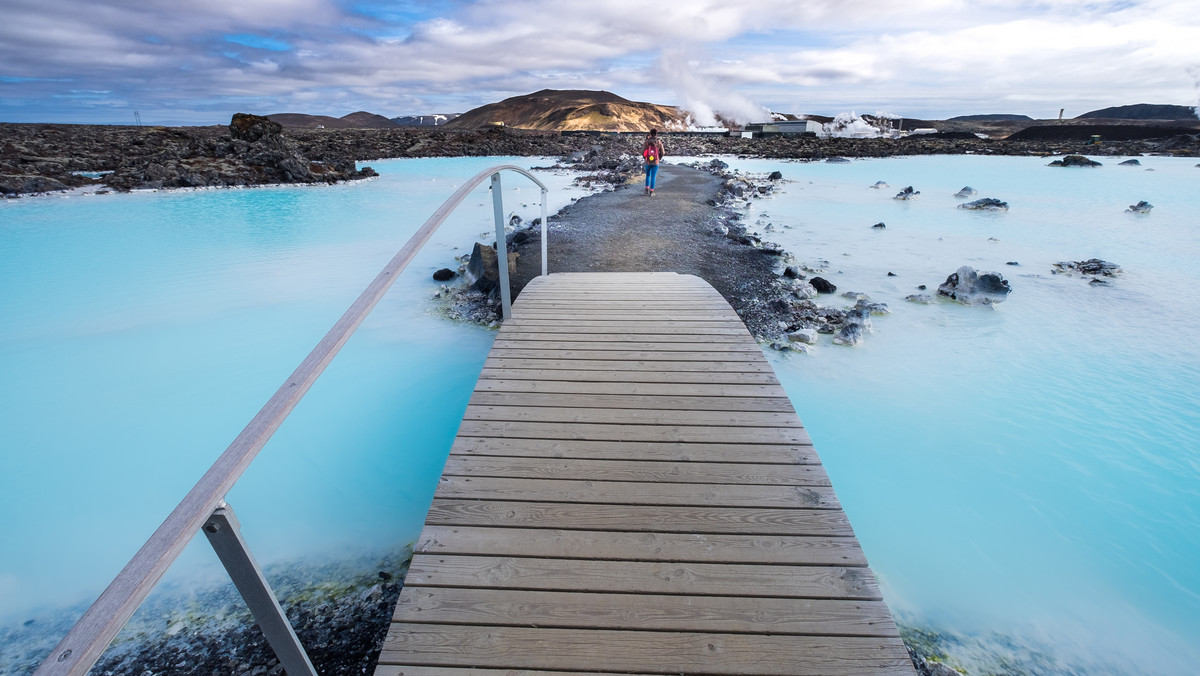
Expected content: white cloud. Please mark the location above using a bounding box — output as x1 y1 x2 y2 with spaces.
0 0 1197 123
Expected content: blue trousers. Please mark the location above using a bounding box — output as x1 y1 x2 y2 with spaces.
645 164 659 189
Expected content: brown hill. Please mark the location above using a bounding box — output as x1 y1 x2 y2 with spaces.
444 89 689 132
267 111 400 129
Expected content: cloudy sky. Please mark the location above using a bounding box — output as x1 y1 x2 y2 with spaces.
2 0 1197 125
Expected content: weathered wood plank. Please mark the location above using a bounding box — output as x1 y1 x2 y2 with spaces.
455 420 812 445
414 526 865 566
424 499 853 536
392 587 898 636
403 555 882 599
462 405 804 428
376 668 655 676
472 379 789 398
496 331 751 343
449 437 820 464
482 358 774 373
378 625 914 675
503 320 753 334
433 476 839 509
478 367 782 384
491 339 760 352
439 456 830 486
468 390 796 411
487 348 767 362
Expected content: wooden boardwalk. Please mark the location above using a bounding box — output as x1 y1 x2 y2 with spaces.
377 272 915 675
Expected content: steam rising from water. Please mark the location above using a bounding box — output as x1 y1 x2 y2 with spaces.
656 48 770 127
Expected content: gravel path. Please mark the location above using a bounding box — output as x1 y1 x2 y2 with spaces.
509 164 792 338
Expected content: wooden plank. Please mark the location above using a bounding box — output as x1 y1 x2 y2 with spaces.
462 405 804 429
439 456 830 486
455 420 812 445
487 349 762 362
449 437 820 464
478 368 782 384
491 340 760 352
378 625 914 675
403 555 881 599
468 391 796 412
414 526 865 566
377 668 654 676
496 331 751 343
472 379 790 398
392 587 898 636
503 320 752 334
433 477 840 509
483 358 774 373
424 499 853 536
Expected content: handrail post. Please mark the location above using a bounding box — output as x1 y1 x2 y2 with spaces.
490 172 513 320
202 503 318 676
540 188 549 277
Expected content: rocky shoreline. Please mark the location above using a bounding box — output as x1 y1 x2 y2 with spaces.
1 549 410 676
4 119 1197 197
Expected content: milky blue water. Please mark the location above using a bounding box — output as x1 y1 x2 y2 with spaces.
719 154 1200 674
2 154 1198 674
0 158 590 663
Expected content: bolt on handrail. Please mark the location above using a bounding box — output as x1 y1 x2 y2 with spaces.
34 164 550 676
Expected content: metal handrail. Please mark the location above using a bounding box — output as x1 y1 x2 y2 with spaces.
34 164 551 676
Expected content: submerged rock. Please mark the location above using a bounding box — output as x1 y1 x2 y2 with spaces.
432 268 455 281
937 266 1011 304
1048 155 1102 167
894 186 920 200
906 293 936 304
958 197 1009 211
871 222 886 229
833 322 864 346
787 328 819 344
869 180 889 189
1052 259 1122 277
953 186 977 198
809 277 837 294
1118 159 1142 166
826 157 851 163
1126 200 1153 214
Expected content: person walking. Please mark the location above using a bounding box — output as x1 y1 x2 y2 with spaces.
642 129 664 196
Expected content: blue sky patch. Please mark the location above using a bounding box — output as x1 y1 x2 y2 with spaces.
225 34 292 52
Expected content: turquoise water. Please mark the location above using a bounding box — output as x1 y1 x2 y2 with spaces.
2 154 1198 674
0 158 589 635
723 155 1200 673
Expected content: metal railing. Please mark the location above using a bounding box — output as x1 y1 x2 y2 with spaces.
34 165 550 676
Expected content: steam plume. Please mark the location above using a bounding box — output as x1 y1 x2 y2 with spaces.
656 48 770 127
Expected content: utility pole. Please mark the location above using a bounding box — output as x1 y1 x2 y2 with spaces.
134 111 142 127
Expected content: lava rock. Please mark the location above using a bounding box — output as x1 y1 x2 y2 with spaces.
466 242 517 297
1052 258 1122 276
1048 154 1102 167
826 157 851 163
783 265 803 279
872 222 886 229
906 293 936 304
432 268 455 281
787 328 819 344
809 277 837 294
1006 261 1019 266
833 322 864 346
869 180 889 189
893 186 920 200
1119 159 1142 166
1126 200 1153 214
954 186 977 198
768 171 783 180
937 265 1011 304
958 197 1009 211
